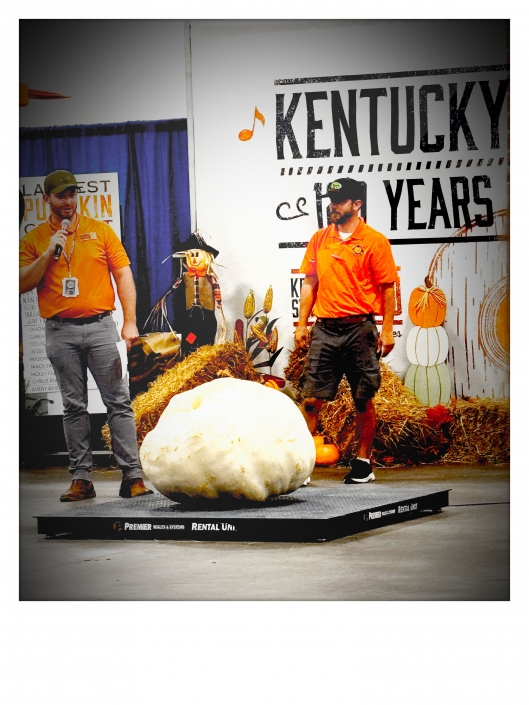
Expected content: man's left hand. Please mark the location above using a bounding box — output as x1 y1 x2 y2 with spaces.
121 322 139 352
377 331 395 358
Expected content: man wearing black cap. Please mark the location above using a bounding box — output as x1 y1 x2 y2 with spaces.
294 178 398 484
19 170 153 502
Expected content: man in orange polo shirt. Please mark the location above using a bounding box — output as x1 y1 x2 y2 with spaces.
19 169 153 502
294 178 398 484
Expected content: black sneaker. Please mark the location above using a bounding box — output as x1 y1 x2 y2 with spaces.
343 458 375 484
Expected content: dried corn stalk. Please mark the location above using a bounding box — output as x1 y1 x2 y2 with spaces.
267 327 278 353
244 290 255 319
263 285 273 314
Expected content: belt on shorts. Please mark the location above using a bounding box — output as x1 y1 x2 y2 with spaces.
317 314 373 325
47 311 112 324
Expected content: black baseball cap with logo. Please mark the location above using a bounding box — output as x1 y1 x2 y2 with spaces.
44 170 79 195
324 178 365 203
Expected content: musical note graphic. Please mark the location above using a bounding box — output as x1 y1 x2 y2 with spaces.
239 107 265 141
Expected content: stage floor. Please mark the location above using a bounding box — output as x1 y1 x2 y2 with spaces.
36 483 450 542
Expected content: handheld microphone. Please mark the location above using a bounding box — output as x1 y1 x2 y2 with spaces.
53 219 70 260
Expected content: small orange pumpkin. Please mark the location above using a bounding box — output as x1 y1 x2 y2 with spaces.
408 276 447 328
313 436 340 466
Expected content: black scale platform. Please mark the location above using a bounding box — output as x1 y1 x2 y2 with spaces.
36 483 450 542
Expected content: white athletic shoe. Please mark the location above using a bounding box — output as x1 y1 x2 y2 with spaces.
343 459 375 484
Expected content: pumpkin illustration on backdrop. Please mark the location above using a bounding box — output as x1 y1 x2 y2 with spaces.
404 275 451 407
408 277 447 328
406 325 449 367
404 363 451 406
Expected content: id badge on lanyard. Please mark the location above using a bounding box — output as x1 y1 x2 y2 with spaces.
62 276 79 297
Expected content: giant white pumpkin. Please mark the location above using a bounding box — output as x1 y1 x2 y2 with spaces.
406 325 449 367
404 363 451 406
140 377 316 501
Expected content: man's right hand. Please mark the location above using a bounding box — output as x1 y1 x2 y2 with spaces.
294 323 311 349
45 230 68 260
20 229 69 295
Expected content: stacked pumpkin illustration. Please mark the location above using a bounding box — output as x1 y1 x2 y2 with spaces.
404 277 451 406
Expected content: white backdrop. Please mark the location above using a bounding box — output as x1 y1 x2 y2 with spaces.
187 20 509 399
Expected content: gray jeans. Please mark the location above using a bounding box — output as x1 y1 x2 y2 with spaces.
45 315 143 482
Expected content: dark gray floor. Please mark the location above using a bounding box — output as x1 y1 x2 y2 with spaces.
19 464 509 600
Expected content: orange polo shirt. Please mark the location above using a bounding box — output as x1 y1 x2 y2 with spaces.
19 215 130 319
299 219 398 317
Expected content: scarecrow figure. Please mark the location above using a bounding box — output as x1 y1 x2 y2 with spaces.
144 233 227 358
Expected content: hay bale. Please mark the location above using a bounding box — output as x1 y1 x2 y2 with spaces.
285 347 442 465
444 398 510 464
102 341 260 450
284 347 509 466
319 365 447 465
283 346 307 389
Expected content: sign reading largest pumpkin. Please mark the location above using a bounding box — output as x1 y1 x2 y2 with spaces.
140 377 315 501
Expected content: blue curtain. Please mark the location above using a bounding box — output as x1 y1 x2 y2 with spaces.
19 119 191 327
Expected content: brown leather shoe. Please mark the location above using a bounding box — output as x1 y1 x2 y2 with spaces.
119 478 154 498
60 479 96 502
